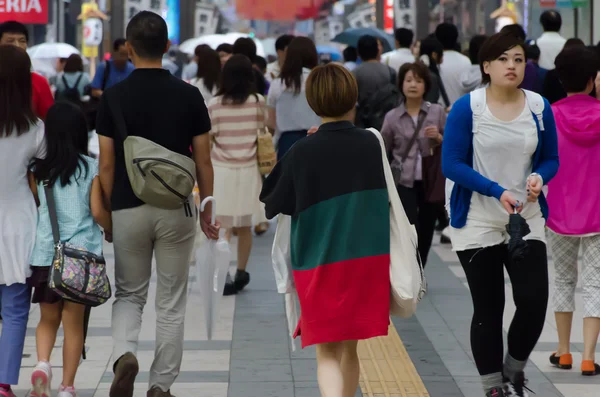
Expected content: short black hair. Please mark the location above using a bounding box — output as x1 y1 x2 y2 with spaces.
394 28 413 48
125 11 168 59
216 43 233 54
343 46 358 63
64 54 84 73
479 32 526 85
233 38 257 63
565 38 585 49
540 10 562 32
275 34 295 52
357 35 379 61
468 35 488 64
526 44 541 61
0 20 28 42
501 24 526 41
435 23 459 50
556 46 599 93
113 38 127 52
254 55 267 71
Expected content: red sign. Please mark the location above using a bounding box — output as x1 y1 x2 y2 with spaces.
236 0 330 21
383 0 394 33
0 0 49 24
539 0 556 6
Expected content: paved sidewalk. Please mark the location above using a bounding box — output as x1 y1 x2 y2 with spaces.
5 227 600 396
406 237 600 397
8 225 340 397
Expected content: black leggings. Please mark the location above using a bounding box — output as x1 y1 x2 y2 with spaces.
457 241 549 376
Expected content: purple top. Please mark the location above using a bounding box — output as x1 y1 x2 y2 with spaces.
381 101 447 188
519 61 537 91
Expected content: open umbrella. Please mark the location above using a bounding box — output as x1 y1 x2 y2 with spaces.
333 27 395 53
505 206 531 264
27 43 80 59
179 33 266 57
316 45 343 62
197 197 231 340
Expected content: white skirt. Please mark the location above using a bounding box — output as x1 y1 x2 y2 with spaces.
213 163 264 228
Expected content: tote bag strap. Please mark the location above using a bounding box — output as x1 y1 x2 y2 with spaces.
43 182 61 245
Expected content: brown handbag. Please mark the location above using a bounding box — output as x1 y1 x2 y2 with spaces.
422 144 445 204
256 98 276 175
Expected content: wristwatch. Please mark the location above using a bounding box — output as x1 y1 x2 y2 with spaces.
529 172 543 186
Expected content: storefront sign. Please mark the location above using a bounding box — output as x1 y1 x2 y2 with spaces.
395 0 416 30
0 0 48 24
542 0 589 7
383 0 393 33
83 18 103 47
124 0 166 31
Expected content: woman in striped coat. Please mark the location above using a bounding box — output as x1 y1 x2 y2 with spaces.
207 54 266 295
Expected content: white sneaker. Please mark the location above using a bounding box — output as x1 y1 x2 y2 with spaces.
57 385 77 397
30 361 52 397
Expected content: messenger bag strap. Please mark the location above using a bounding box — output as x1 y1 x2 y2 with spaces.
43 182 61 245
400 111 427 164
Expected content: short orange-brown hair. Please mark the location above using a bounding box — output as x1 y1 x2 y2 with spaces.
306 63 358 118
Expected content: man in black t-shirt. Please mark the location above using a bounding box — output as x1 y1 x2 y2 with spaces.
96 11 217 397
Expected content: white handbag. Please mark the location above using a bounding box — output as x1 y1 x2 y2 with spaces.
368 128 426 317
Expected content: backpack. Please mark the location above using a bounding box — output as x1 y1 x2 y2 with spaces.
358 68 400 130
445 88 545 217
58 74 83 103
106 92 197 210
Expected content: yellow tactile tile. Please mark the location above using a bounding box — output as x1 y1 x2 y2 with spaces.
358 322 430 397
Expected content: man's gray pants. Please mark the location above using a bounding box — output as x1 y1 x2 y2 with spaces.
111 203 196 392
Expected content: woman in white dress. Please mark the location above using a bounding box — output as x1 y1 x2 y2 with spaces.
207 55 265 295
0 45 47 397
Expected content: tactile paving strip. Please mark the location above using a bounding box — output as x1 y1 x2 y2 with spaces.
358 322 430 397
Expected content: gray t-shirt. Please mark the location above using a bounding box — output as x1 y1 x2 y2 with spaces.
353 62 396 104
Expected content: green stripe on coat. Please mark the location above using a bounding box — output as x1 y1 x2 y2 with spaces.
290 188 390 271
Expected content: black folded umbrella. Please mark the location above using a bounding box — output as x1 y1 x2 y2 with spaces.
82 305 91 360
506 212 531 263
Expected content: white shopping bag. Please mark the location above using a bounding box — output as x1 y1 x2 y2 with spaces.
368 128 426 318
271 215 294 293
196 197 232 340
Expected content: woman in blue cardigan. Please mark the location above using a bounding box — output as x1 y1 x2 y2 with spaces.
442 32 559 397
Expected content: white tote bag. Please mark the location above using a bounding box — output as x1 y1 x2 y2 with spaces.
368 128 426 318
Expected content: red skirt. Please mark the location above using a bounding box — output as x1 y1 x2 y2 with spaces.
292 254 391 348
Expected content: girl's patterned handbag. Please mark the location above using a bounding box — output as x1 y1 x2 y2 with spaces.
44 183 112 307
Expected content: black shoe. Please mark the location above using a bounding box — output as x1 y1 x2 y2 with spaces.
486 387 505 397
223 273 237 296
504 372 532 397
110 352 139 397
234 270 250 291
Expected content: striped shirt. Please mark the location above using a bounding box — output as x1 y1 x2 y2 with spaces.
208 95 265 168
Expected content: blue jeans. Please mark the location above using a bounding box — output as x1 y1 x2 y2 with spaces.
277 130 308 161
0 283 31 384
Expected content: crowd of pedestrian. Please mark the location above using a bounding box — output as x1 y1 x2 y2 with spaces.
1 6 600 397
